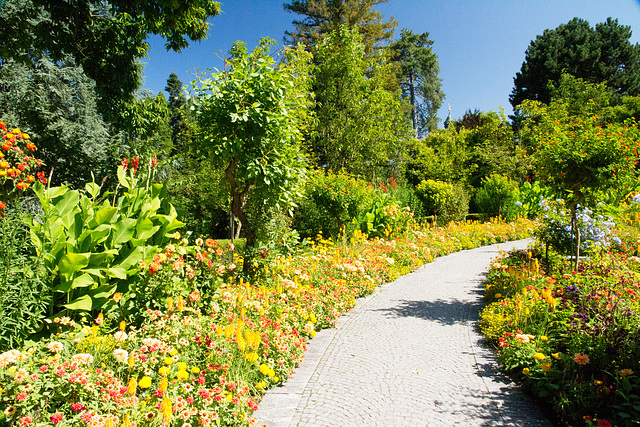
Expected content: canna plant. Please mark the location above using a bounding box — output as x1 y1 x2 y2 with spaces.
27 157 184 323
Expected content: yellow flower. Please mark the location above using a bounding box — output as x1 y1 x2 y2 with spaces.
127 378 137 396
540 336 548 341
177 362 187 371
164 357 174 365
541 363 551 372
245 352 259 363
176 370 189 380
552 353 560 360
138 376 152 389
533 353 546 361
158 366 169 377
159 377 168 392
522 368 530 375
191 366 200 374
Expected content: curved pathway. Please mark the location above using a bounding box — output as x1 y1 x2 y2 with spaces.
255 239 552 426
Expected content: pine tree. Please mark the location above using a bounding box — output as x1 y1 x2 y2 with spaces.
283 0 397 53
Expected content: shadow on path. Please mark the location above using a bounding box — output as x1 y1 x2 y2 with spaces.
374 298 473 325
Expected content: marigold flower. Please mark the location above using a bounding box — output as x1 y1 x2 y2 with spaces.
533 352 546 360
541 363 551 372
522 367 530 375
620 368 634 377
138 376 152 389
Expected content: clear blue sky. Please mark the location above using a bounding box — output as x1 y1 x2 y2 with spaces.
141 0 640 126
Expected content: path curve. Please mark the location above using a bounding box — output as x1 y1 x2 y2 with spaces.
255 239 552 426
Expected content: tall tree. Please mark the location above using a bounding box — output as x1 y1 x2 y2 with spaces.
391 29 444 137
510 17 640 109
312 25 411 179
0 0 221 124
165 73 192 154
283 0 397 52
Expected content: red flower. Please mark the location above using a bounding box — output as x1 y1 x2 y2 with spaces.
598 420 612 427
0 201 5 210
37 171 47 184
50 413 63 424
121 158 128 170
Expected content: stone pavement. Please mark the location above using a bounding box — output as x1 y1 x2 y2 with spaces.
254 239 553 426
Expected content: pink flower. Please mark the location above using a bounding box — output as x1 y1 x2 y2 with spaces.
50 413 63 424
573 353 590 366
19 416 33 426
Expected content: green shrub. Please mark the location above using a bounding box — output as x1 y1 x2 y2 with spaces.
415 179 469 226
0 203 50 351
473 174 520 220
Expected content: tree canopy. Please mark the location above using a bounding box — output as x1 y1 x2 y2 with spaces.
0 0 221 124
391 29 444 136
283 0 397 52
190 38 314 270
510 17 640 109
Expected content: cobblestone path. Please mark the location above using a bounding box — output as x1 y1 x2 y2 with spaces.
254 239 552 426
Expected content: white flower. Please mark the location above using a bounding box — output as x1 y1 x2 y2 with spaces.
113 349 129 363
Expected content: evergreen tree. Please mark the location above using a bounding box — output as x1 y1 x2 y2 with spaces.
283 0 397 52
510 17 640 108
165 73 192 154
391 29 444 136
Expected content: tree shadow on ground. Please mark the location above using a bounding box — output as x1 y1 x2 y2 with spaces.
373 298 473 325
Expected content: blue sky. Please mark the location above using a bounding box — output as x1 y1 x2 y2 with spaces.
141 0 640 126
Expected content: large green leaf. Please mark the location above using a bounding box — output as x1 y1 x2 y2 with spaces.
105 267 126 280
136 218 160 240
54 190 80 221
58 253 90 280
116 246 146 272
111 218 137 246
91 207 118 227
64 295 93 311
71 273 97 289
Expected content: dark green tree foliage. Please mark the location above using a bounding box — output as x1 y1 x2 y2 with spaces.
391 29 444 136
510 17 640 108
0 57 114 186
283 0 397 52
313 26 411 179
0 0 221 124
454 109 486 132
165 73 192 154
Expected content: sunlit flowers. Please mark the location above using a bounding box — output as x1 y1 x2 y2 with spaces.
47 341 64 353
533 352 546 361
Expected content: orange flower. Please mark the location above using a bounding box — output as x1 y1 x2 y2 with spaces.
573 353 590 365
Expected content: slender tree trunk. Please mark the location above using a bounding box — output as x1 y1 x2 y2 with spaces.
225 158 256 274
409 72 418 138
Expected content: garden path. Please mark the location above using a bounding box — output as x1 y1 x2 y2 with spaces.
254 239 552 426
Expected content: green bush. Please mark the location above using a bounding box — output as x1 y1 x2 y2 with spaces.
473 174 520 220
415 179 469 226
0 203 49 351
292 169 376 239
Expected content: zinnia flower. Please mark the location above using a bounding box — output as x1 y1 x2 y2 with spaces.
573 353 590 365
47 341 64 353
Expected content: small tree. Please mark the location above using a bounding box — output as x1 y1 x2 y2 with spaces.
534 116 640 267
190 38 314 273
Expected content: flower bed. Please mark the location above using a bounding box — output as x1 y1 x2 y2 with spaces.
480 233 640 426
0 218 534 426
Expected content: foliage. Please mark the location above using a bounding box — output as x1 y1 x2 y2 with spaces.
480 235 640 426
312 25 412 179
516 180 554 219
27 159 183 323
0 204 49 352
283 0 397 53
0 0 222 124
533 116 640 209
510 17 640 109
292 169 379 239
391 28 444 136
404 130 472 186
190 39 314 272
473 174 520 221
415 179 468 226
